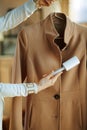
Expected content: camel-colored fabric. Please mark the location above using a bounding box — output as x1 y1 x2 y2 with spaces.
12 13 87 130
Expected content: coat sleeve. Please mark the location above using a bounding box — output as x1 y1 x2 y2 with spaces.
9 29 28 130
12 29 28 83
0 0 37 32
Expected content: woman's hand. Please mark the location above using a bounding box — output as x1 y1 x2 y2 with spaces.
37 72 62 92
34 0 54 7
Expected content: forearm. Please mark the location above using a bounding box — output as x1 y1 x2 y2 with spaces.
0 0 37 32
0 83 38 97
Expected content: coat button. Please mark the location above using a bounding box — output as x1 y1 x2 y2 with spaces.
54 94 60 100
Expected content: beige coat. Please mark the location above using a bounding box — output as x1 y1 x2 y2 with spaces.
12 13 87 130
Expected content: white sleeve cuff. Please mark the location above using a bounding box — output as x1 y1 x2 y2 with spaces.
0 83 28 97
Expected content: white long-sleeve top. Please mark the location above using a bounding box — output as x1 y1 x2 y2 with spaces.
0 0 37 32
0 82 38 130
0 83 28 97
0 83 38 97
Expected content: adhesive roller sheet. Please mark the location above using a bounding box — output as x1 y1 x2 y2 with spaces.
52 56 80 75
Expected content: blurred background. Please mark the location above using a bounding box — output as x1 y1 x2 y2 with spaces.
0 0 87 129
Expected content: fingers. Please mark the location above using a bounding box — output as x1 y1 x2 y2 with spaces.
44 0 52 6
43 71 62 80
51 72 63 84
42 73 48 77
55 72 62 79
38 71 62 92
38 0 54 6
55 72 63 77
42 71 53 79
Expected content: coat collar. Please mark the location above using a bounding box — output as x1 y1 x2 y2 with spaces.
42 13 59 45
64 16 75 45
42 12 75 48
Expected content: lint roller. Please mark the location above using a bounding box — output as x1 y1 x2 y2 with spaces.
52 56 80 75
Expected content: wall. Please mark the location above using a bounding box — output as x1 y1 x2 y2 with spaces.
0 0 27 16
